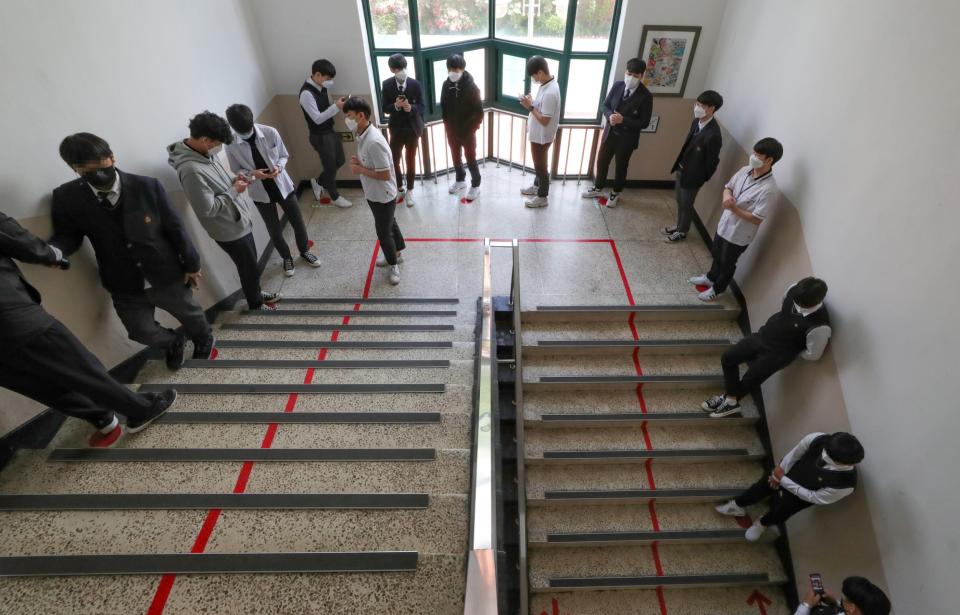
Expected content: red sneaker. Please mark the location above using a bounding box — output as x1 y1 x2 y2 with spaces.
88 425 122 448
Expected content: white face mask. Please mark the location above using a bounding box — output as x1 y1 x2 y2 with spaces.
448 71 463 83
207 145 223 157
236 130 254 140
623 74 640 90
748 154 764 169
395 70 407 82
344 117 358 132
322 78 334 89
693 104 706 119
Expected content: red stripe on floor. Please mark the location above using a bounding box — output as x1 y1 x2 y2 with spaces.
648 499 661 532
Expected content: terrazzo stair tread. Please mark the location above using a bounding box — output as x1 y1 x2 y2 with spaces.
233 308 459 317
212 339 456 350
525 460 764 500
226 311 476 326
278 297 459 305
524 423 764 455
520 320 743 343
208 344 474 362
528 543 786 590
524 374 724 391
135 363 469 386
523 353 722 378
523 339 733 356
529 586 792 615
136 383 447 395
527 413 759 427
211 324 475 343
522 304 739 322
523 389 759 419
155 411 444 424
219 323 456 332
179 359 452 369
525 449 762 465
533 528 759 547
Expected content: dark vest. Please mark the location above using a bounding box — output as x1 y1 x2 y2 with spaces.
756 286 831 355
300 81 334 134
786 435 858 491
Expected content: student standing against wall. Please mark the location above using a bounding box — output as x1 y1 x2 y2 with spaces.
300 59 351 208
381 54 425 207
441 53 484 202
519 56 561 209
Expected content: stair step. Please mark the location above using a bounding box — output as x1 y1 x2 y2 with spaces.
180 359 449 369
521 320 743 344
524 375 723 391
523 339 732 356
527 449 758 465
213 340 454 349
0 493 429 511
137 383 446 394
536 528 747 546
220 323 455 332
530 488 744 505
154 411 442 424
545 572 770 591
524 422 761 455
279 297 458 304
239 309 457 317
529 412 757 427
530 587 792 615
523 304 738 323
47 448 436 463
523 389 759 419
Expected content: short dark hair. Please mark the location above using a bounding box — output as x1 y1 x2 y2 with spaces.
526 55 549 77
225 104 255 134
793 276 828 307
625 57 646 75
447 54 466 70
59 133 113 166
311 59 336 78
841 577 890 615
697 90 724 111
188 111 234 144
387 53 407 70
754 137 784 163
342 96 372 120
826 433 865 465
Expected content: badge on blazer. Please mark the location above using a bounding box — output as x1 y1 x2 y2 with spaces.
144 215 152 224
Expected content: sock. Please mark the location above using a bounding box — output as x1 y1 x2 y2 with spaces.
725 396 738 405
100 415 119 434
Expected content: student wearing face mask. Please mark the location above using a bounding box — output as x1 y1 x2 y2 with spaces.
519 56 562 208
300 59 351 208
168 111 282 311
665 90 724 242
716 431 864 542
689 138 783 301
441 53 484 202
51 133 214 369
582 58 653 208
224 104 321 278
796 576 890 615
702 277 832 418
381 54 425 207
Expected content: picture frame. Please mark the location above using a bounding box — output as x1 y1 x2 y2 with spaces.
638 25 702 97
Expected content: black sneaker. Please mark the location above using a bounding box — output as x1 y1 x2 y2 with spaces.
709 399 742 418
662 226 679 235
282 258 295 277
261 291 282 305
701 395 726 413
193 334 216 360
301 251 322 268
126 389 177 433
664 231 687 243
165 333 186 371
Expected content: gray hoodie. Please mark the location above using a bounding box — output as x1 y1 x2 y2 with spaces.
167 140 253 242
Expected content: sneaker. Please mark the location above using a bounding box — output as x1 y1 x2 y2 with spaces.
165 333 186 371
606 192 621 208
688 274 711 286
701 395 726 413
388 265 401 285
449 181 467 194
282 257 295 277
465 186 480 201
332 196 353 208
698 287 719 302
300 251 322 268
715 500 747 517
88 416 121 448
520 185 538 196
524 195 549 208
255 303 278 311
376 252 404 267
404 190 415 207
745 520 766 542
662 226 678 235
310 179 323 202
664 231 687 243
192 334 216 360
581 186 603 198
709 398 742 418
261 291 282 305
126 389 177 433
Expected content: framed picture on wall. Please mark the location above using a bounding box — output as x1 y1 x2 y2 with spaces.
638 25 701 97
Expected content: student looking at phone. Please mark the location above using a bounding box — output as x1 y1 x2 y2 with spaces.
381 54 425 207
224 104 321 278
796 576 890 615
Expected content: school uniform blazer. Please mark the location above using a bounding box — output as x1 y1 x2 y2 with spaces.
381 77 425 137
670 118 723 189
601 80 653 150
0 210 61 346
224 123 296 202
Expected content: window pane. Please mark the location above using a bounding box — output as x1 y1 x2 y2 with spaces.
369 0 412 48
494 0 568 50
500 54 526 99
417 0 490 48
572 0 616 51
564 58 605 119
433 48 486 104
376 55 417 86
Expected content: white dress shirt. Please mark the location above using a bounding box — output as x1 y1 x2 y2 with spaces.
224 124 295 203
299 79 339 125
527 78 561 145
778 432 855 506
86 173 121 206
717 165 779 246
355 123 397 203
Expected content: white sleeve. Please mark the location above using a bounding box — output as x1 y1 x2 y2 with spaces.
299 90 340 125
779 432 824 472
751 186 778 220
801 325 832 361
794 603 813 615
778 477 854 505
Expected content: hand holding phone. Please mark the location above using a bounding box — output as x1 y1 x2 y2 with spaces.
809 573 825 595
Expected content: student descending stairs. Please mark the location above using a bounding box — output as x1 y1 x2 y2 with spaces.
0 297 474 613
515 304 794 615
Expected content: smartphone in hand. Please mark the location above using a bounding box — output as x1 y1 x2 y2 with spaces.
809 573 825 595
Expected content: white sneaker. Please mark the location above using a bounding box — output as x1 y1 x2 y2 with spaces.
449 181 468 194
376 252 404 267
520 185 538 196
465 186 480 201
524 195 548 208
745 520 766 542
688 274 711 286
581 186 603 198
388 265 401 285
698 287 719 301
404 190 415 207
310 179 323 201
332 196 352 208
715 500 747 517
606 192 621 208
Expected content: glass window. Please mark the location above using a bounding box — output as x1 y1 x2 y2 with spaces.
376 55 417 88
368 0 413 48
432 48 487 104
563 58 605 119
572 0 616 51
500 54 526 99
494 0 568 50
417 0 490 48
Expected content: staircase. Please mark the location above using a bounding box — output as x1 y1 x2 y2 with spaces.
515 304 794 615
0 297 474 614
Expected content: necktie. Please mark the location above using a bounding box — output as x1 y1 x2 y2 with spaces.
624 89 631 99
97 191 113 208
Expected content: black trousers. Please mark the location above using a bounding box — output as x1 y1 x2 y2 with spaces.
308 132 345 200
255 191 310 260
216 233 263 309
389 129 419 191
531 142 551 197
674 170 701 233
366 199 405 266
0 321 156 429
734 475 813 526
594 132 635 193
706 234 749 293
112 281 211 350
721 335 795 399
447 129 481 187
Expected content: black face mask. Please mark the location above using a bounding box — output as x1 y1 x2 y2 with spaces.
82 166 117 189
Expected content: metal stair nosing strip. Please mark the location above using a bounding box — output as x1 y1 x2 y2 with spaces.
540 572 772 592
47 448 437 462
530 412 757 427
136 383 446 394
279 297 458 304
213 340 454 349
527 448 756 465
0 493 430 511
238 309 457 317
220 323 455 332
523 340 733 356
536 528 749 547
524 375 724 391
180 359 451 369
530 488 744 506
0 551 419 577
153 411 442 424
522 304 738 322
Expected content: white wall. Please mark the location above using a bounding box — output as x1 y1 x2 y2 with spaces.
706 1 960 610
